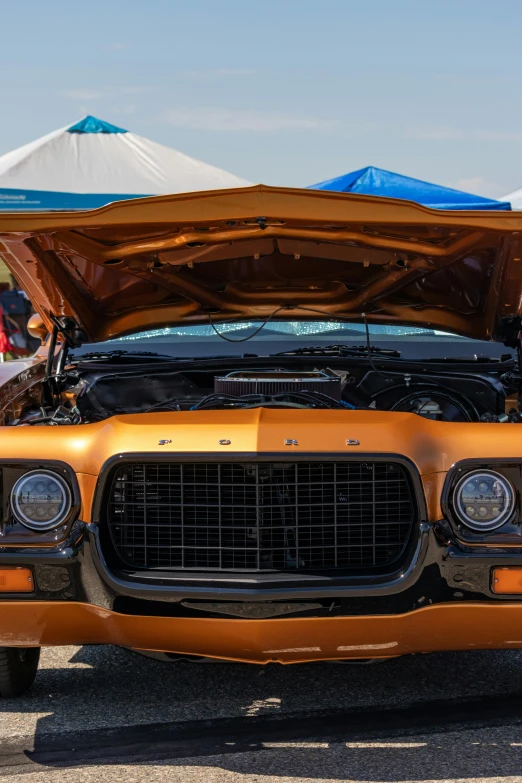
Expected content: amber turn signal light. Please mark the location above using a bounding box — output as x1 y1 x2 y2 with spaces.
0 567 33 593
492 567 522 595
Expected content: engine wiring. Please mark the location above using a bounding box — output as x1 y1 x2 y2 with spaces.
207 306 292 342
207 305 381 343
189 391 356 411
11 305 516 424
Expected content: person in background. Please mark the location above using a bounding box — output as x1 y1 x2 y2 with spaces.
0 303 15 361
0 275 38 354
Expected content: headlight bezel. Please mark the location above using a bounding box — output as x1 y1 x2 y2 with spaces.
0 460 80 542
443 460 520 539
11 469 72 531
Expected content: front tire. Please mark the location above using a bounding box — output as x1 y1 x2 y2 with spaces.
0 647 40 697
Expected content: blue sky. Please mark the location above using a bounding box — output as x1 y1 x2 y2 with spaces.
1 0 522 196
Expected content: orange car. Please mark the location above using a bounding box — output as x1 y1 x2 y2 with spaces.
0 185 521 696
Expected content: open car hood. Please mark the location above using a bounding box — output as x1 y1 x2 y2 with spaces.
1 184 522 344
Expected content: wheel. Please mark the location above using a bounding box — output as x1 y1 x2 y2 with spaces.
0 647 40 697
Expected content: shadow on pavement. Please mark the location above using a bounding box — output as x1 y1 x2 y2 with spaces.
1 645 522 777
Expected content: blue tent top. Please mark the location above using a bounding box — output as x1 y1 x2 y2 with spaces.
308 166 511 211
67 115 128 134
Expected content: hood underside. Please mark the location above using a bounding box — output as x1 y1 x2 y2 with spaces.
1 184 522 343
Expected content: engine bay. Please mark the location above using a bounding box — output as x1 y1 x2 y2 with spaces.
5 185 522 430
5 345 520 426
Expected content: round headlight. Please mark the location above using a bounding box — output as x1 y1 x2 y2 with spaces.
453 470 515 531
11 470 72 531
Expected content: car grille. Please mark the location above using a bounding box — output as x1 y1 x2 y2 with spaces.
106 461 416 572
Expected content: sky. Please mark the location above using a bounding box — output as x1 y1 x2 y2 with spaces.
1 0 522 198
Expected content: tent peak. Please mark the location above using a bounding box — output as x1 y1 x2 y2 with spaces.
0 115 250 208
67 116 128 134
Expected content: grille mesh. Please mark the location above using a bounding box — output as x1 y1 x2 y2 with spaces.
107 461 416 572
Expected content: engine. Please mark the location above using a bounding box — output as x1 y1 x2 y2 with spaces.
3 352 517 426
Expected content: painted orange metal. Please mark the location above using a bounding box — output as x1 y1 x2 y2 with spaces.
1 185 522 342
76 472 98 523
0 407 514 474
0 407 517 530
420 472 445 521
0 408 518 524
2 601 522 661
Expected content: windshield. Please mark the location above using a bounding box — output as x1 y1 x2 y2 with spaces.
71 321 513 361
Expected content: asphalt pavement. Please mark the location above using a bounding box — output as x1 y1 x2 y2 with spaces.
2 644 522 781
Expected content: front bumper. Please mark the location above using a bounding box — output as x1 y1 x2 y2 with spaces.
2 600 522 662
1 521 522 660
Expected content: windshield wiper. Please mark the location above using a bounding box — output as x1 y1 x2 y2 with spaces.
72 350 178 361
72 350 260 362
424 355 515 363
273 344 401 358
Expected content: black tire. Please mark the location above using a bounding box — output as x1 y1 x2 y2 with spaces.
0 647 40 697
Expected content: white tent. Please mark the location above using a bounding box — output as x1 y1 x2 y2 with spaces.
501 186 522 210
0 115 251 210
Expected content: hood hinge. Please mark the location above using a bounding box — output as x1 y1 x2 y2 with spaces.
48 315 86 349
500 316 522 349
42 316 85 408
499 316 522 413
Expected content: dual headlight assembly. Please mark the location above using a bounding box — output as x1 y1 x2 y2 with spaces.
10 470 72 531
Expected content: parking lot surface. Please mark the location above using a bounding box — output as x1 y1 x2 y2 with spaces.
1 645 522 780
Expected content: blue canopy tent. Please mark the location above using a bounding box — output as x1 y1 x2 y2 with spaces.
308 166 511 211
